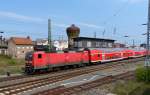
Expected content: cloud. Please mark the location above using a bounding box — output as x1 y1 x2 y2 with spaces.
0 11 69 28
53 23 68 28
0 11 104 30
53 22 104 30
78 22 104 29
52 22 104 30
0 11 44 22
120 0 146 3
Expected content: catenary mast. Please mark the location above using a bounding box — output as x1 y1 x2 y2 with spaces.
145 0 150 67
48 19 52 51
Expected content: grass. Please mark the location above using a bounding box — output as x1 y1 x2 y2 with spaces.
0 55 25 75
112 80 150 95
110 63 150 95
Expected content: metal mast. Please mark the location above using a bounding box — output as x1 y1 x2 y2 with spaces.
48 19 52 51
145 0 150 67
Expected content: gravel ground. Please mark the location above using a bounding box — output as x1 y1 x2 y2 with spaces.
76 80 128 95
74 61 144 95
76 83 114 95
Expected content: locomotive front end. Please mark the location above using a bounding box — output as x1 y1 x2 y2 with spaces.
25 52 34 74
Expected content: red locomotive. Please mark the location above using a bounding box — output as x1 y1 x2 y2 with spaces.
25 48 146 74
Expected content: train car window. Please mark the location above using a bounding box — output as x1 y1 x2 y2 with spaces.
38 54 42 59
98 54 100 57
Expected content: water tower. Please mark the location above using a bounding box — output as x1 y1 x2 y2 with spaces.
66 24 80 49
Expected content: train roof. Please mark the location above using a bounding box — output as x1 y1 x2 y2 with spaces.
87 48 146 53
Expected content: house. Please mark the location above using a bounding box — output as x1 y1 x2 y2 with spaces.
8 37 33 58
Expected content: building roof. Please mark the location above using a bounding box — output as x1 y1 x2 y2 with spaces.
10 37 33 45
73 37 115 42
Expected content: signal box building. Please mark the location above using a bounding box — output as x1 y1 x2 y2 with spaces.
73 37 115 48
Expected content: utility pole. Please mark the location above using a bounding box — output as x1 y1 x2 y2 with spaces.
145 0 150 67
48 19 52 51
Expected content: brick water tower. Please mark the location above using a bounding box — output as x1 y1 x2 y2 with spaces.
66 24 80 49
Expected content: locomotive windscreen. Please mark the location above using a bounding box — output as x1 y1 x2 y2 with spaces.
25 52 33 61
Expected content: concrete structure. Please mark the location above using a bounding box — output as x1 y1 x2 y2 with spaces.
0 47 8 55
73 37 115 48
8 37 33 58
0 38 8 55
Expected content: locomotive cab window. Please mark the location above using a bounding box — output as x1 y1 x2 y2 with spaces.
38 54 42 59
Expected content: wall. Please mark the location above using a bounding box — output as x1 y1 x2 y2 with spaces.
16 45 33 58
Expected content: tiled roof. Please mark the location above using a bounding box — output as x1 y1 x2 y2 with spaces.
10 37 33 45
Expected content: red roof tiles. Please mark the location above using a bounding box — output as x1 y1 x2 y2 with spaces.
10 37 33 45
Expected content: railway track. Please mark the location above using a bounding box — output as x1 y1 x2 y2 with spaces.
34 71 134 95
0 58 144 95
0 75 30 82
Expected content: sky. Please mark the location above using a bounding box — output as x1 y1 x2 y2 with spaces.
0 0 148 45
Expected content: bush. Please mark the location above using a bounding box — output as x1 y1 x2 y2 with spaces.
136 67 150 82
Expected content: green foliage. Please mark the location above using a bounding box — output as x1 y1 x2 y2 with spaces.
136 67 150 82
112 80 142 95
0 54 11 59
8 59 17 64
0 54 25 75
